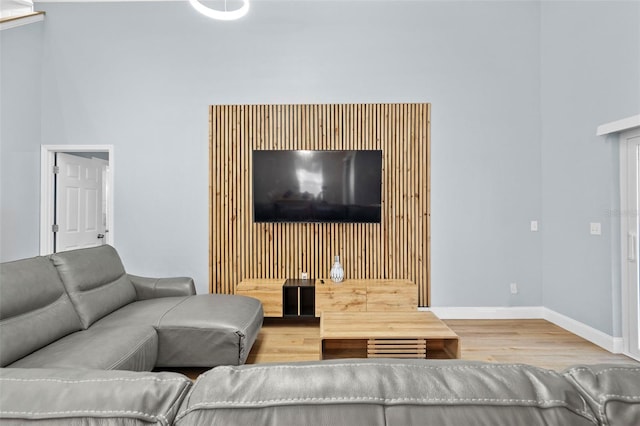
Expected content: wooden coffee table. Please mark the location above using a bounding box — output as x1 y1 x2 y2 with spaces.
320 311 460 360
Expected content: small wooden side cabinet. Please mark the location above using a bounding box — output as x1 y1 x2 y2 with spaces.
236 279 285 317
315 279 417 316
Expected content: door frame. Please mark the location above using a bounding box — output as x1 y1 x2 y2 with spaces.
619 128 640 361
40 145 115 255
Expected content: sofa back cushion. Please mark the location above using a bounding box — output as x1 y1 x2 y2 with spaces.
0 256 82 367
564 364 640 426
0 368 192 425
51 245 137 329
175 359 598 426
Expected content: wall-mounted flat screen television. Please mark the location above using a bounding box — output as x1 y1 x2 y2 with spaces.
253 150 382 223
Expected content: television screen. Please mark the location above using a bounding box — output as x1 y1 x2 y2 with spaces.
253 150 382 223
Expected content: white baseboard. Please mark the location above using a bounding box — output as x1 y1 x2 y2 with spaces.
541 308 623 354
421 306 623 354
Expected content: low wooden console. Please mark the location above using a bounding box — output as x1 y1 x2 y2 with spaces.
236 279 417 318
320 311 460 360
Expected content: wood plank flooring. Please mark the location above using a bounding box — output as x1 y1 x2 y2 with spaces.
445 319 637 370
245 318 637 371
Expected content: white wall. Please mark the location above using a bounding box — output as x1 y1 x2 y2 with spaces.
540 1 640 336
14 0 544 298
0 22 44 261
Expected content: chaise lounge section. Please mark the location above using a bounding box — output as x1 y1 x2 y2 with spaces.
0 245 263 370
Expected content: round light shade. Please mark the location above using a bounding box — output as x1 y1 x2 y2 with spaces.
189 0 250 21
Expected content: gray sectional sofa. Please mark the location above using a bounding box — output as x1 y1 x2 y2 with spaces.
0 245 263 370
2 246 639 425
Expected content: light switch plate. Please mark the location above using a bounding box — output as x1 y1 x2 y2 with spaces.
530 221 538 232
590 222 602 235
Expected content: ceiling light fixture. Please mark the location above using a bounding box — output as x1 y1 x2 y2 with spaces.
189 0 249 21
189 0 250 21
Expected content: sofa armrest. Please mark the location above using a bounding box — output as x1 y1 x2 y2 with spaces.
129 274 196 300
0 368 192 425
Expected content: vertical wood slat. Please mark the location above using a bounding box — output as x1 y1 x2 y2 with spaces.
208 107 214 293
210 103 431 306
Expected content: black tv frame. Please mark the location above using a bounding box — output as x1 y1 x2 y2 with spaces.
252 149 382 224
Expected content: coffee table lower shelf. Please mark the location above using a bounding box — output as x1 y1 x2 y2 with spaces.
320 311 460 360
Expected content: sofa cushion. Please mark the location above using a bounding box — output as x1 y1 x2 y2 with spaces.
50 245 137 328
175 359 597 426
564 364 640 426
154 295 263 367
93 295 263 367
9 325 158 371
0 256 82 367
0 368 192 426
92 296 190 328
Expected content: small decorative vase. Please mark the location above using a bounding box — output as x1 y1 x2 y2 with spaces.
330 255 344 283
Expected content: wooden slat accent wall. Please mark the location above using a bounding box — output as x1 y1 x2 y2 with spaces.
209 103 431 306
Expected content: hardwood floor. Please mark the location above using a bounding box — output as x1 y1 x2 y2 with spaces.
245 318 638 371
444 319 636 371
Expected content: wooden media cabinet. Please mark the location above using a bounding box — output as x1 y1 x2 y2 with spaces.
236 279 418 318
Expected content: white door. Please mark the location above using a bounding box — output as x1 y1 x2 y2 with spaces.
55 153 107 252
621 128 640 361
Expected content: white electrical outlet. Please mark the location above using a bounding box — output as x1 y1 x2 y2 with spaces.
510 283 518 294
301 272 309 280
590 222 601 235
530 221 538 232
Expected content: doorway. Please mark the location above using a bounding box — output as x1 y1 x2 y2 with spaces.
40 145 114 255
620 128 640 361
